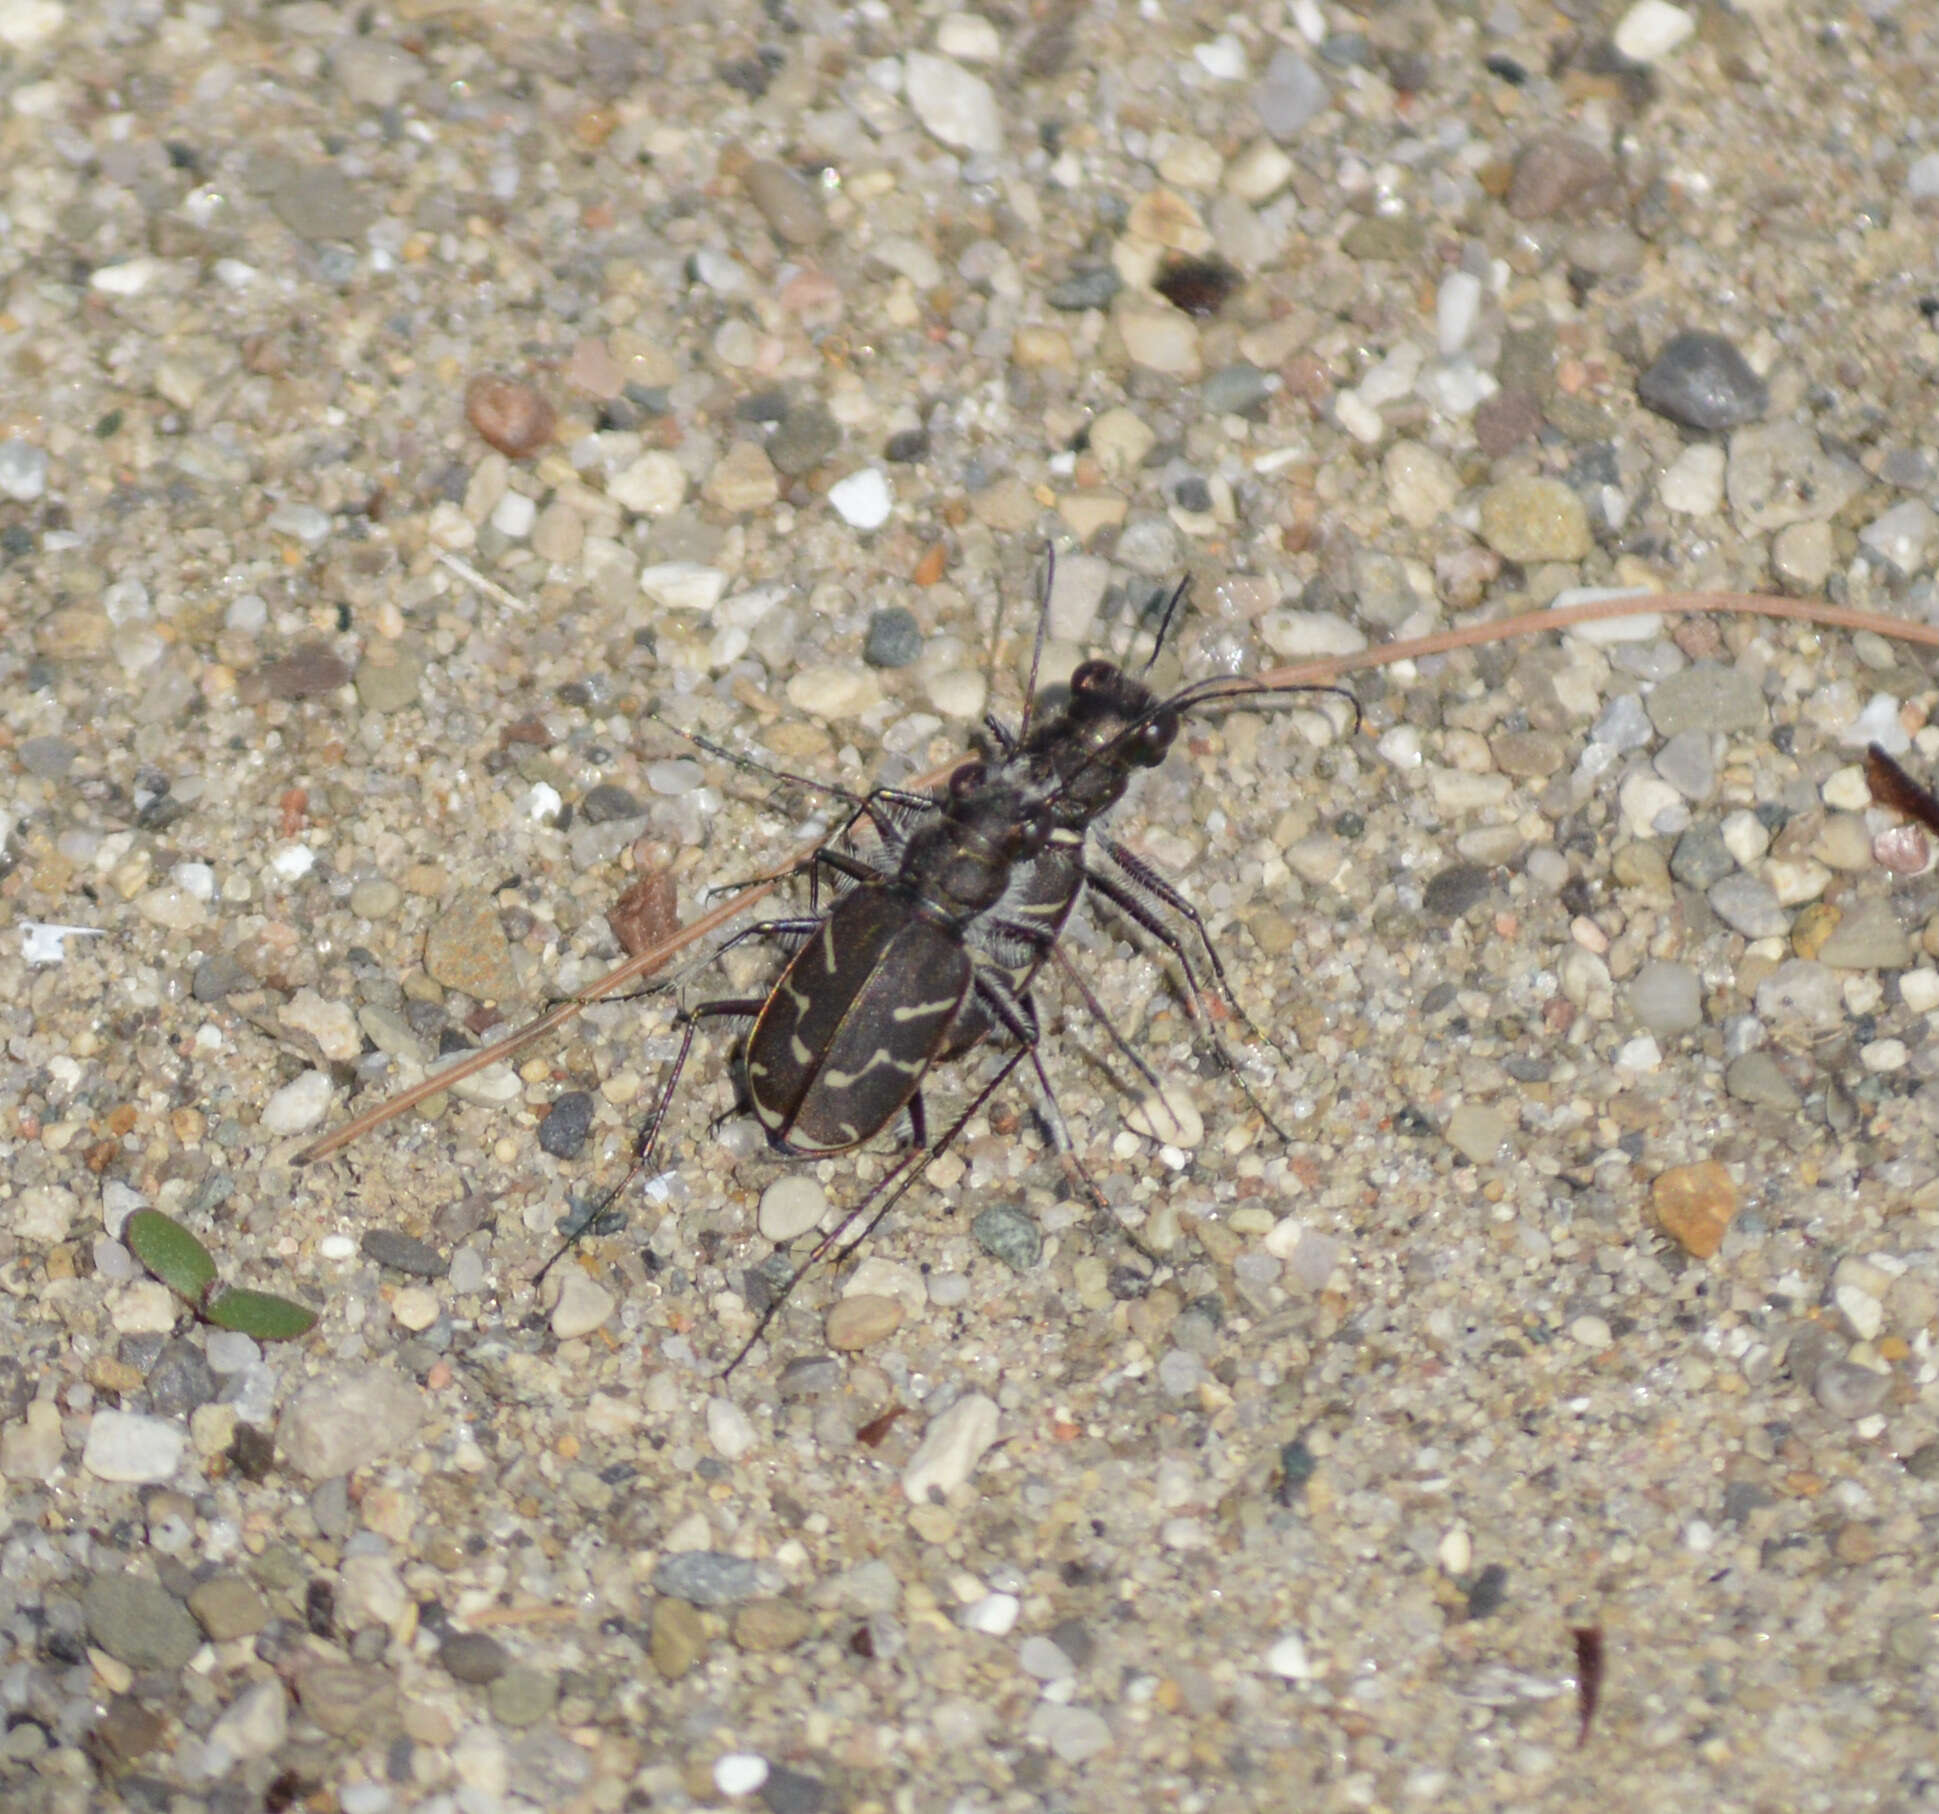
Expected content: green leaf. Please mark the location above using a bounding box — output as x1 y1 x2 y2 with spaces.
125 1209 218 1302
204 1289 317 1341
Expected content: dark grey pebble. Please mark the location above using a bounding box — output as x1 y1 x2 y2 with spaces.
1465 1562 1509 1620
1171 474 1214 514
0 1358 31 1423
1503 1054 1552 1083
145 1339 217 1418
361 1228 448 1278
653 1550 780 1606
1422 863 1493 919
972 1202 1043 1272
769 401 841 476
439 1630 510 1684
1670 821 1736 890
83 1573 201 1670
884 426 929 463
579 783 644 824
537 1091 597 1159
1904 1441 1939 1481
863 607 924 669
1814 1358 1891 1421
736 388 790 422
1638 330 1769 431
18 735 76 779
1049 1616 1096 1666
191 953 251 1003
1201 362 1273 416
1279 1437 1318 1495
1047 267 1121 311
760 1765 829 1814
776 1355 842 1399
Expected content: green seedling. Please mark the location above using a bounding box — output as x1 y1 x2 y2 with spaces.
124 1209 316 1341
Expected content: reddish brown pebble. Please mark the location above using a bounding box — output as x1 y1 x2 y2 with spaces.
825 1293 902 1351
607 869 679 959
1652 1160 1737 1259
912 541 948 587
465 375 555 458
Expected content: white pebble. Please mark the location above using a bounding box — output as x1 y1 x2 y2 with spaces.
1860 1037 1907 1073
903 50 1002 154
828 466 894 530
607 451 688 516
20 922 105 966
1613 1 1695 62
1193 33 1248 80
547 1267 615 1339
1568 1314 1613 1350
1719 809 1770 867
1377 724 1423 769
1660 443 1726 516
271 842 316 881
90 256 163 296
902 1393 1000 1503
260 1069 333 1136
83 1410 187 1484
1685 1518 1716 1553
525 781 563 822
1838 695 1909 756
1265 1633 1318 1681
706 1396 758 1461
1835 1283 1884 1342
1126 1082 1203 1149
960 1592 1020 1635
1437 1526 1472 1576
713 1753 769 1798
1900 969 1939 1013
490 491 535 538
171 861 216 902
935 12 1001 62
1614 1035 1662 1073
1435 269 1482 355
639 561 729 612
759 1175 828 1243
787 664 882 720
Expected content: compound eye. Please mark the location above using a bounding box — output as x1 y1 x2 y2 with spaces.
1133 717 1172 765
1071 660 1113 696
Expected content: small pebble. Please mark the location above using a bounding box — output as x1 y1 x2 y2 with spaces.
548 1268 615 1339
759 1175 828 1242
83 1410 188 1484
1443 1103 1507 1165
715 1754 770 1798
827 467 893 530
0 437 49 501
1478 476 1591 562
261 1069 333 1136
902 1394 1000 1503
1652 1160 1737 1259
825 1293 902 1351
743 159 827 246
1255 46 1327 138
962 1593 1020 1636
1265 1632 1317 1680
903 50 1003 154
1638 330 1768 431
537 1091 596 1158
1628 960 1702 1035
465 375 555 458
972 1203 1043 1271
1614 0 1696 62
707 1397 758 1461
863 606 924 668
653 1550 780 1607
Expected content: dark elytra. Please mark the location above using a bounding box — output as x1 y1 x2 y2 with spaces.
740 759 1050 1154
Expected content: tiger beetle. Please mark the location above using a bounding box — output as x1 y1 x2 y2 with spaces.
536 754 1076 1285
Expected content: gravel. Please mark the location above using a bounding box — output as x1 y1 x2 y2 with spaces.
3 5 1938 1810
